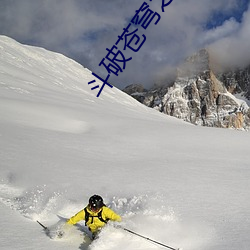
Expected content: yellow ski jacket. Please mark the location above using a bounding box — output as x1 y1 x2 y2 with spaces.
67 206 121 233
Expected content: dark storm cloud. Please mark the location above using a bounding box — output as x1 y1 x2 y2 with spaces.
0 0 249 89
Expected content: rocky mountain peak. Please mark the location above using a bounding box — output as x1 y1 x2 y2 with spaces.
123 49 250 130
177 49 210 78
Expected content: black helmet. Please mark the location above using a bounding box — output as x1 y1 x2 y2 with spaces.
89 195 104 210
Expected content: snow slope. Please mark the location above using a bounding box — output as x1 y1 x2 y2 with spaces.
0 35 250 250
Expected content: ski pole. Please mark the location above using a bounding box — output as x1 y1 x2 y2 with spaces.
122 227 180 250
37 220 48 231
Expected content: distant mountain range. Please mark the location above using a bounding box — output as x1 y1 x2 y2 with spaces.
123 49 250 130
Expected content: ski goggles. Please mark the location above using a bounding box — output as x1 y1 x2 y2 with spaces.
89 205 101 212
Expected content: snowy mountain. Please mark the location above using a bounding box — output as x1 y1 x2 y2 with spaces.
0 36 250 250
124 49 250 130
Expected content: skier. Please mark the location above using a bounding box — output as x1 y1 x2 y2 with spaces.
66 194 122 239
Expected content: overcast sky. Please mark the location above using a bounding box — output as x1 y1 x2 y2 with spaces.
0 0 249 89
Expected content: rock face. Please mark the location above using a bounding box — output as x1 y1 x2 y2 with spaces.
123 84 147 103
124 49 250 130
218 66 250 100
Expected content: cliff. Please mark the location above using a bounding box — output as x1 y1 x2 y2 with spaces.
124 49 250 130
